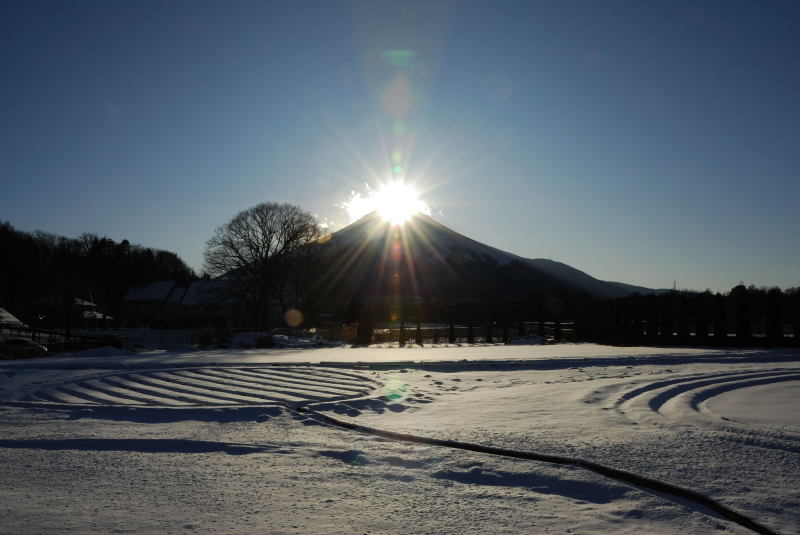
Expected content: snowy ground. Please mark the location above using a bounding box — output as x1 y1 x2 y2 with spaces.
1 344 798 534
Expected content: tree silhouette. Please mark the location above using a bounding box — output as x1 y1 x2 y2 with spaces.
791 289 800 343
677 294 690 343
355 301 373 346
695 292 709 341
731 285 752 343
204 202 320 329
647 294 658 340
713 293 727 345
660 294 673 343
766 288 783 344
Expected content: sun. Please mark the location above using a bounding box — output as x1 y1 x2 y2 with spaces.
346 181 430 225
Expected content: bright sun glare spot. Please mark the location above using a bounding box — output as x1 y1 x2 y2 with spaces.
346 181 430 225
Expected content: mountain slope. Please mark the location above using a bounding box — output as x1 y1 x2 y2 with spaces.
316 212 658 303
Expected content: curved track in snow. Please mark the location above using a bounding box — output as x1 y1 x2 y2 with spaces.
10 367 377 407
610 368 800 440
300 407 781 535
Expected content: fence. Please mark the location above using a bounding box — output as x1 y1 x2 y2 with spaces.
337 320 576 346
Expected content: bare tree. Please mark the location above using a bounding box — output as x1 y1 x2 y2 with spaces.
203 202 321 328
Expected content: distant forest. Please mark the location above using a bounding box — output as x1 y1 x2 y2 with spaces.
578 284 800 346
1 219 798 346
0 221 195 329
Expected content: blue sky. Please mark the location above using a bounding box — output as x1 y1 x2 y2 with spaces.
2 0 799 292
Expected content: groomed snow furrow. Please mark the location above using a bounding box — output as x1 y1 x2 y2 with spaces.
189 369 370 398
215 368 372 393
690 374 800 413
176 369 363 398
127 372 273 404
79 379 151 405
647 371 798 413
192 368 345 392
614 370 793 407
65 381 150 406
243 367 376 389
153 370 306 402
8 367 376 408
162 370 329 402
26 388 97 405
614 369 800 433
102 374 233 405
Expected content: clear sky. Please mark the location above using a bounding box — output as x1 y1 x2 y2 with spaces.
2 0 799 292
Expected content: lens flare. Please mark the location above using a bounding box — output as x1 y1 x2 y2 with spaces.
345 181 431 225
384 376 409 400
284 308 304 328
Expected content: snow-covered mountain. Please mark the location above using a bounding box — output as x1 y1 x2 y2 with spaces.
318 212 658 302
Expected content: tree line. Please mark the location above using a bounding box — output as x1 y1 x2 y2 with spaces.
0 221 195 333
6 198 797 349
334 284 800 348
576 285 800 347
203 201 800 348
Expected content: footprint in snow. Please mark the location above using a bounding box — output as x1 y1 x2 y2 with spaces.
332 404 349 414
318 449 369 465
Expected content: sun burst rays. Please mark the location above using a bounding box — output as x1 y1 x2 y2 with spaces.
345 181 431 225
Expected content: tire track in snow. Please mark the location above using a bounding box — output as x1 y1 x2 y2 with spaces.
300 407 781 535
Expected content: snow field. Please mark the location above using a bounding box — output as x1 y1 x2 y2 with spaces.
0 406 751 535
1 345 798 534
321 361 800 534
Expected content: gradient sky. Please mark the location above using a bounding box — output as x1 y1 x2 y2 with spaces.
2 0 799 292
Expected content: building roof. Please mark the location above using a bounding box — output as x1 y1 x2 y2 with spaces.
124 281 176 302
167 286 188 304
82 310 112 320
180 279 239 307
34 296 99 307
0 307 28 328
